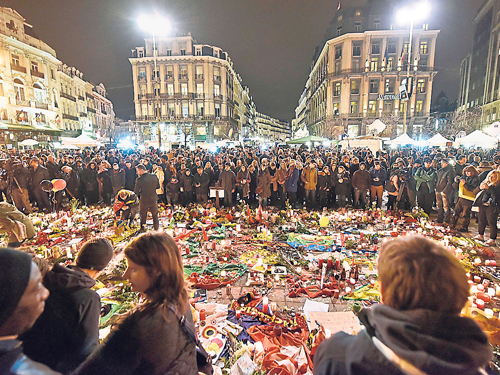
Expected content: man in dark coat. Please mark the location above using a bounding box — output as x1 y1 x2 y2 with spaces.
134 164 160 231
21 239 114 374
435 158 455 223
351 163 371 208
29 157 51 212
314 236 492 375
179 169 194 207
46 154 59 180
9 160 32 214
124 161 137 191
0 248 57 375
193 166 209 204
218 162 236 207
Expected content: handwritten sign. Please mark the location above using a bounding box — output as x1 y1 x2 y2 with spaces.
308 311 362 336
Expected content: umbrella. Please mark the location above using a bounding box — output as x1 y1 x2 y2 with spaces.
20 139 39 146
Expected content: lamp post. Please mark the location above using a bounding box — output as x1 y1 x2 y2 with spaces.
396 2 430 134
137 13 171 149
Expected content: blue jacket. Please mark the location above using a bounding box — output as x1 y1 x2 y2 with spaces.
285 167 299 193
369 167 387 187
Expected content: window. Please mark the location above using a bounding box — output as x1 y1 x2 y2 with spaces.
139 68 146 78
338 15 343 21
215 103 221 117
11 54 20 66
371 43 380 55
180 49 186 56
51 69 55 80
214 84 220 96
403 42 410 54
166 49 172 56
197 102 204 116
387 42 396 54
335 46 342 59
196 65 203 79
182 103 189 117
138 50 144 58
181 83 188 95
351 80 359 95
337 26 342 36
31 62 38 72
167 84 174 96
180 66 187 77
140 85 147 95
168 103 175 116
14 78 24 101
387 57 394 71
196 83 204 95
417 79 426 93
368 101 377 114
34 83 45 103
141 103 148 116
166 66 173 78
352 43 361 57
334 82 341 96
350 101 358 114
385 78 395 93
416 100 424 115
196 49 201 56
355 10 361 16
153 69 159 80
419 41 428 55
369 79 379 94
370 58 379 71
384 101 393 114
355 21 362 32
214 67 221 80
333 102 340 115
373 19 380 30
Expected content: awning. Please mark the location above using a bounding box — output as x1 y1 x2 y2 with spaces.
33 124 62 134
0 122 61 133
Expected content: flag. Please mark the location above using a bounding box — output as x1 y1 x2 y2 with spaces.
337 2 341 10
400 50 407 65
384 47 389 62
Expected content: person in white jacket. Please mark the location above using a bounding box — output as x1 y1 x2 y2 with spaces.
153 164 165 204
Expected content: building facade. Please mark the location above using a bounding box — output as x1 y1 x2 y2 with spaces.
92 83 115 140
458 0 500 127
130 33 256 146
0 6 115 145
295 0 439 138
254 112 290 141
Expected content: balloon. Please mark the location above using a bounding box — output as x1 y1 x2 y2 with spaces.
319 216 329 227
51 179 67 192
40 180 53 193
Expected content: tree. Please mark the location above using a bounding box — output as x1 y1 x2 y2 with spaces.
445 106 483 138
377 114 400 138
314 116 345 139
214 119 238 140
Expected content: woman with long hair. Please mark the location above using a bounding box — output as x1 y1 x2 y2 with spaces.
474 170 500 246
450 165 480 232
74 232 197 375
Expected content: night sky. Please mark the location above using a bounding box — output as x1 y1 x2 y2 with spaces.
2 0 486 122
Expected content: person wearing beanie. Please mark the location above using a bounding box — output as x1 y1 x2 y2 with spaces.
21 238 114 374
0 248 57 375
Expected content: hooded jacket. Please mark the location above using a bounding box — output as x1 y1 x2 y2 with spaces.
21 265 100 374
314 304 492 375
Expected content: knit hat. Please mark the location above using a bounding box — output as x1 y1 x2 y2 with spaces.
0 248 33 329
76 238 114 271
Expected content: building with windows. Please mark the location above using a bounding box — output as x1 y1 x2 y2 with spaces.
92 83 115 140
254 112 290 141
458 0 500 126
295 0 439 138
130 32 256 146
0 6 114 144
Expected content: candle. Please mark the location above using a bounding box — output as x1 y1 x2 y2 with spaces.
477 284 485 292
236 224 241 232
66 247 72 259
476 299 485 309
474 258 482 266
236 309 241 319
474 276 481 283
200 309 206 321
485 308 494 316
327 258 333 270
496 288 500 297
185 246 190 255
262 297 269 314
335 259 340 270
491 260 497 266
488 287 495 297
318 258 324 269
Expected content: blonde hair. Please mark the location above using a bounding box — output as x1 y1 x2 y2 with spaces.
378 236 469 314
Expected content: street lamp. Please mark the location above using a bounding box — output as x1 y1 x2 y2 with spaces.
137 13 171 149
396 1 431 134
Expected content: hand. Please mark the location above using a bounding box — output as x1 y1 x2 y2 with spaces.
122 205 129 210
232 189 235 193
460 179 465 184
180 187 184 192
481 183 488 190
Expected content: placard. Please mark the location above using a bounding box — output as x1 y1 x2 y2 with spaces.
210 188 224 198
308 311 362 336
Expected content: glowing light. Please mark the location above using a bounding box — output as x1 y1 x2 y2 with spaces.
117 138 135 150
137 13 172 36
210 146 218 153
323 140 331 147
396 2 431 25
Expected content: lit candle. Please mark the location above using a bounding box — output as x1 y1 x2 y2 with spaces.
474 258 482 266
476 299 485 309
490 260 497 266
200 309 206 321
262 297 269 314
474 276 481 283
236 309 241 319
236 224 241 232
477 284 485 292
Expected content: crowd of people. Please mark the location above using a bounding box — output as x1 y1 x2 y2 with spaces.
1 145 500 241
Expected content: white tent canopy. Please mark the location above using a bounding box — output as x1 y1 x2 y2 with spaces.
20 139 39 146
456 130 498 148
428 133 451 147
391 133 415 145
488 122 500 137
61 134 99 147
294 125 309 139
367 119 386 135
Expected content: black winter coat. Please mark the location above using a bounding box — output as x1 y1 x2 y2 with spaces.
193 171 210 193
21 265 100 374
124 167 137 191
134 173 160 204
314 304 492 375
436 165 454 194
73 306 197 375
0 339 61 375
31 165 50 191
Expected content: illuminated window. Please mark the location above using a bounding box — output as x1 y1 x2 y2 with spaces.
371 58 379 71
350 101 358 114
419 41 428 55
417 79 426 93
368 101 376 114
351 80 359 94
334 82 341 96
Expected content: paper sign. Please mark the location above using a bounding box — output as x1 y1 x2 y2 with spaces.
308 311 362 335
230 352 257 375
303 299 329 330
210 188 224 198
67 238 84 245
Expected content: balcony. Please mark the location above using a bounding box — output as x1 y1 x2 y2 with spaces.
78 96 85 101
16 98 29 106
137 94 147 100
214 94 223 101
80 112 87 117
178 74 188 80
60 92 76 102
214 75 221 82
194 93 205 99
138 76 146 82
195 74 204 80
11 64 27 74
88 107 96 113
31 70 44 78
35 102 49 110
165 74 174 80
63 113 79 121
